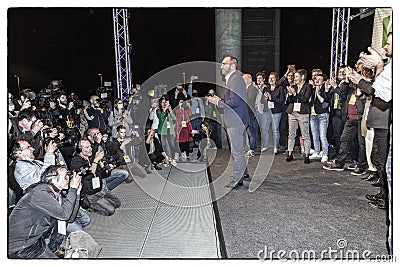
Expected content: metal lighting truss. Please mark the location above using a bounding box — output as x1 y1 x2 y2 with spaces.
330 8 374 76
330 8 350 76
113 8 132 101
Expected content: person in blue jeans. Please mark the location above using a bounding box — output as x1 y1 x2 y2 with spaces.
264 72 286 154
309 74 331 163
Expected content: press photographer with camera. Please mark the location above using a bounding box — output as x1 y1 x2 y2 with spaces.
83 127 129 189
170 84 190 109
8 165 82 258
11 139 58 191
70 137 121 216
83 95 109 133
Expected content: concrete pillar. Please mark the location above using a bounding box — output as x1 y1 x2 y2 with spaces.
215 9 242 68
215 9 242 149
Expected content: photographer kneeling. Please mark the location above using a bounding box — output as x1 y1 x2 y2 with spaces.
70 138 121 216
8 165 82 258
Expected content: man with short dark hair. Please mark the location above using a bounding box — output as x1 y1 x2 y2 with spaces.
84 95 108 132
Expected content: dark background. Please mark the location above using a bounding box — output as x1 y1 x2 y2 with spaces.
7 8 373 99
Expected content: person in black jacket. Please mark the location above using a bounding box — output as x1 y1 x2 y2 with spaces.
196 120 217 162
285 69 313 164
323 62 369 173
309 74 331 163
70 138 121 216
145 128 170 169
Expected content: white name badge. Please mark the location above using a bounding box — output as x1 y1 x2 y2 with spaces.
196 108 200 114
212 111 217 117
166 121 171 129
92 176 101 189
123 155 131 163
58 220 67 235
182 121 187 127
268 101 275 109
293 103 301 112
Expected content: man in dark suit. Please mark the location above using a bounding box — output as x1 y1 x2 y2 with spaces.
207 56 250 189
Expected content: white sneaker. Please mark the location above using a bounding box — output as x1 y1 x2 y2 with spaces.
309 148 315 154
174 153 179 161
245 150 255 157
321 156 328 163
309 152 322 159
171 159 177 166
261 148 268 152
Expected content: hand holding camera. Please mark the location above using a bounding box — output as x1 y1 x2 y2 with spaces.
68 170 82 191
45 140 58 154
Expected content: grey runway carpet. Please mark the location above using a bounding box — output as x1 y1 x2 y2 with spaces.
85 147 389 259
85 159 222 258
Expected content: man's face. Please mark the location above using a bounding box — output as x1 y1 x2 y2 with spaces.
90 129 102 143
220 57 233 76
55 167 70 190
117 128 126 139
91 97 100 107
21 116 36 131
384 34 392 57
18 141 35 160
287 72 294 83
314 76 324 86
311 72 319 80
338 68 346 81
294 73 304 85
256 75 265 86
80 140 93 157
58 95 68 105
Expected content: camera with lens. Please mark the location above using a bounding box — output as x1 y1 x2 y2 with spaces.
42 127 78 149
69 93 83 109
101 155 119 171
96 86 113 100
67 163 91 178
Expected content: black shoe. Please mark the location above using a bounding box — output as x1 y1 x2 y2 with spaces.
304 155 310 164
364 172 378 182
351 167 367 176
372 178 382 187
323 160 344 171
286 154 293 162
368 199 388 210
243 174 251 181
366 193 384 201
54 246 66 258
225 181 246 189
125 176 134 183
153 164 162 170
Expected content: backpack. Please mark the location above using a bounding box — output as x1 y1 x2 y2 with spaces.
64 230 101 258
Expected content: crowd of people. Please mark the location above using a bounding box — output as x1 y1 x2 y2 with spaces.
7 32 392 257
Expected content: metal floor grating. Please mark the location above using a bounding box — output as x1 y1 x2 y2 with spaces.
85 161 221 258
